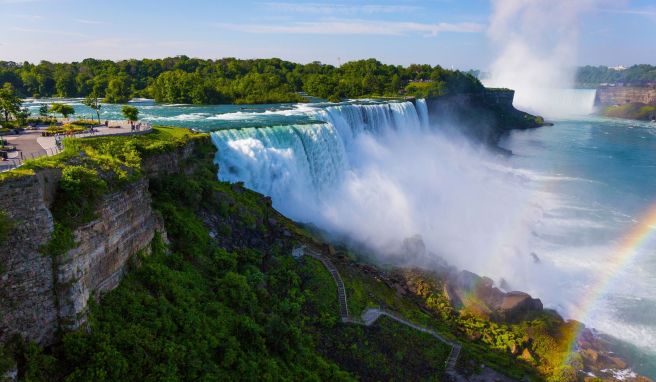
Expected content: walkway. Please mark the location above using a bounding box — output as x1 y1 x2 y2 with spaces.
295 246 463 380
0 121 151 172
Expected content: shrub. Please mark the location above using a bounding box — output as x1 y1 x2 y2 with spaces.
53 166 107 226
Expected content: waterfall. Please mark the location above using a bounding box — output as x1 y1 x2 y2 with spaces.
416 99 429 129
211 100 427 218
510 88 598 118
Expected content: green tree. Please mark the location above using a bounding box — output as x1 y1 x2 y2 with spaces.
121 105 139 121
50 103 75 119
104 77 130 103
0 82 22 122
39 104 49 117
82 91 102 123
15 107 30 126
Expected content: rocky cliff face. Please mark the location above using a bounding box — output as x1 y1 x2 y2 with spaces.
0 138 208 346
0 170 60 345
55 179 164 330
595 85 656 106
426 89 543 145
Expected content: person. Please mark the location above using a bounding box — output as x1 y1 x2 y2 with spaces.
105 120 109 127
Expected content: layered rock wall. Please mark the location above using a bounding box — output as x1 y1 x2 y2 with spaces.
55 179 163 330
0 170 61 345
0 138 209 345
595 85 656 106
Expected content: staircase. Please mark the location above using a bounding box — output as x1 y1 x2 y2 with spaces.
302 247 350 320
294 246 464 377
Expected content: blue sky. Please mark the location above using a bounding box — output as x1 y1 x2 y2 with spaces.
1 0 655 69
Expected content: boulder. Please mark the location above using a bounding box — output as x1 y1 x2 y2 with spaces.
446 270 543 322
498 291 543 322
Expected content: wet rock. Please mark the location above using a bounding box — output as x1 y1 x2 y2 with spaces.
446 270 543 322
520 348 536 363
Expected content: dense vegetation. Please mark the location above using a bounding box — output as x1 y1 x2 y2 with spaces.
603 102 656 121
0 57 483 104
0 127 453 381
0 126 596 381
576 64 656 86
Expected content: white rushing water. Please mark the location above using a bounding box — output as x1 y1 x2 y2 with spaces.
211 99 656 371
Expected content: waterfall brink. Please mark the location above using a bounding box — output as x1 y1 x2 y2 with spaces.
211 97 541 291
211 100 426 218
511 88 598 118
416 99 429 129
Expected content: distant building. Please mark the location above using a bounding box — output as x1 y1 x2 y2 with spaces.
610 65 627 71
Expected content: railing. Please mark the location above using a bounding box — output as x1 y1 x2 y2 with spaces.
0 122 153 173
0 146 63 172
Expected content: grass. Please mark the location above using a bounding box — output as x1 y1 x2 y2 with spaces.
329 249 553 381
317 316 451 382
604 102 656 120
0 126 207 184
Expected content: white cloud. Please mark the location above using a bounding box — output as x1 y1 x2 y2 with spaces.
0 0 41 3
9 27 89 38
600 6 656 19
7 13 43 20
215 19 484 37
73 18 106 25
260 2 420 14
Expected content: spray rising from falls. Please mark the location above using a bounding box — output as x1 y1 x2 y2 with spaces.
485 0 602 118
212 101 545 281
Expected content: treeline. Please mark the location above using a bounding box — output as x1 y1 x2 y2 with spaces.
0 56 483 104
576 64 656 86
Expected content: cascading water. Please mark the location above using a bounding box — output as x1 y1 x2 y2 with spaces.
212 98 656 370
212 101 426 219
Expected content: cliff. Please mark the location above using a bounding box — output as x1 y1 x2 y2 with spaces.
0 126 650 382
595 85 656 106
426 89 545 145
0 129 211 346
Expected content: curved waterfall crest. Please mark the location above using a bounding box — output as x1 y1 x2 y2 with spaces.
211 100 428 204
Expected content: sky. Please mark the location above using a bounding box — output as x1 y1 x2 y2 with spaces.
1 0 655 70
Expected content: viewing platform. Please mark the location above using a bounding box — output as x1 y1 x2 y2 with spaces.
0 121 151 172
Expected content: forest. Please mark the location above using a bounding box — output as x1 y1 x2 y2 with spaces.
575 64 656 86
0 57 483 104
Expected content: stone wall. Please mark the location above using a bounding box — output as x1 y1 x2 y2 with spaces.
55 179 163 330
0 170 61 345
595 85 656 106
0 137 209 345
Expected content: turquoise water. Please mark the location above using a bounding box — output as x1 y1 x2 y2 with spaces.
23 98 656 374
23 98 396 130
501 118 656 376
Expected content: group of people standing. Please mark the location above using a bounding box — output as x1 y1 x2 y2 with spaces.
130 121 143 132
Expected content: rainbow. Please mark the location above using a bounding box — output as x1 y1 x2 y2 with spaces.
561 202 656 365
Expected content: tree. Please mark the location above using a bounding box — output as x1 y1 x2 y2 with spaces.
0 82 22 122
15 107 30 126
50 103 75 119
104 76 130 103
39 104 49 117
82 91 102 123
121 105 139 121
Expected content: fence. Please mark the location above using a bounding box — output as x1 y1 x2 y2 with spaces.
0 146 63 172
0 122 153 173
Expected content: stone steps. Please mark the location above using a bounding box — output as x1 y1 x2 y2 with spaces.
294 246 463 377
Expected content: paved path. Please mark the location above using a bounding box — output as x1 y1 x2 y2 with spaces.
295 246 464 380
1 121 151 172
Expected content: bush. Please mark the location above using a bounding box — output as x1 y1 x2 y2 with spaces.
53 166 107 226
45 124 87 135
